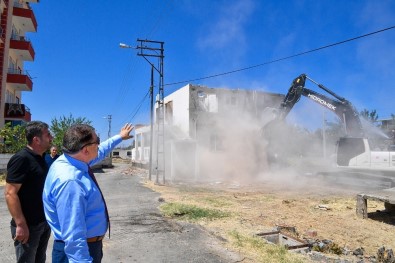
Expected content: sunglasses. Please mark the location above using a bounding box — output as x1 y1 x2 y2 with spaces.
80 136 100 150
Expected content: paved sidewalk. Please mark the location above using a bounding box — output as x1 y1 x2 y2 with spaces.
0 163 242 263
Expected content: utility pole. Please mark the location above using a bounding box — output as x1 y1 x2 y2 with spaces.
104 115 112 160
149 65 154 181
119 39 165 184
135 39 165 185
322 110 326 158
104 115 112 139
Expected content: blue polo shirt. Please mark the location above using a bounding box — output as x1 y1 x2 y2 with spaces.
44 153 59 167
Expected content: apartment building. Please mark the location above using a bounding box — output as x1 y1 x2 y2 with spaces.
0 0 38 127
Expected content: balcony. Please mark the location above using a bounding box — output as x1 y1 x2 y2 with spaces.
10 35 35 61
12 2 38 32
6 68 33 91
0 0 5 15
4 103 31 122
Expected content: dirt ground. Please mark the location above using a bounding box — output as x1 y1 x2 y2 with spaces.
2 163 393 261
140 167 395 262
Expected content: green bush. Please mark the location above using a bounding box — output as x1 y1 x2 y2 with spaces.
0 123 26 153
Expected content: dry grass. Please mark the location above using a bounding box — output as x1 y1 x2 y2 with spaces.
143 177 395 263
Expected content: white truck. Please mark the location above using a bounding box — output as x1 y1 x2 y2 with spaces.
337 137 395 171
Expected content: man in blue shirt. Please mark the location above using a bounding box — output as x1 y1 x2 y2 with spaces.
44 145 60 167
42 123 133 263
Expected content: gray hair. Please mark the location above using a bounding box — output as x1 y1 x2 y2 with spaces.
62 124 95 154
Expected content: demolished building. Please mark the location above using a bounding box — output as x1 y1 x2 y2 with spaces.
132 84 284 182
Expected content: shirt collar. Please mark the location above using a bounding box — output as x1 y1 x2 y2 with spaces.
25 146 45 158
63 153 90 173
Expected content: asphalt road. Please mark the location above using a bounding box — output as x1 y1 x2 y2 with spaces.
0 163 242 263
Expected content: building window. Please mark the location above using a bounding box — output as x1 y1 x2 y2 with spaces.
6 90 12 103
8 57 16 71
136 134 141 147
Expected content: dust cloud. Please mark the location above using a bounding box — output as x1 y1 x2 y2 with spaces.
165 100 347 194
164 95 393 194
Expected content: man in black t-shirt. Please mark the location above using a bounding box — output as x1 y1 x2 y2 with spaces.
5 121 53 263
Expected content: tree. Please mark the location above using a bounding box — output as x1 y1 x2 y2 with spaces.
0 122 26 153
325 119 346 139
360 109 379 123
50 114 92 153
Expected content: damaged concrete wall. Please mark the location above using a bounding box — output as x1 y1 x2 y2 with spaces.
162 84 191 138
146 84 285 182
168 85 284 181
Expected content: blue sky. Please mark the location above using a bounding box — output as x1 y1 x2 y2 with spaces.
24 0 395 143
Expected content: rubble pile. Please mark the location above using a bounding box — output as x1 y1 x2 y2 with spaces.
302 236 393 262
264 226 395 262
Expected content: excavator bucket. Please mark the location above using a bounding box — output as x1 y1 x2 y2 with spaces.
261 107 280 128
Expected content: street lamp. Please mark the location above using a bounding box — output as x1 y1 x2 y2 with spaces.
120 41 157 182
119 43 135 49
120 39 165 184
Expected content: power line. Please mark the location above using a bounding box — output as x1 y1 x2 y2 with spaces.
116 25 395 127
125 89 150 123
165 25 395 87
111 53 141 112
111 1 171 117
145 1 172 39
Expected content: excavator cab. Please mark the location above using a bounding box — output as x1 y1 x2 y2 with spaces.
336 137 366 166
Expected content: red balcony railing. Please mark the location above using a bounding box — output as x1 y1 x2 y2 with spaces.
10 35 35 61
6 68 33 91
13 3 38 32
4 103 31 122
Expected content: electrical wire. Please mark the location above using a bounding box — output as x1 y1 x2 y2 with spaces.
115 89 150 126
128 90 150 121
111 1 171 126
111 53 138 108
115 12 395 128
145 1 173 39
164 25 395 87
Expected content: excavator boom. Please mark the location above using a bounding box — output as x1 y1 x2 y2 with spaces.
270 74 364 137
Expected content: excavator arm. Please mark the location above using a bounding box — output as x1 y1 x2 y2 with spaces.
268 74 364 137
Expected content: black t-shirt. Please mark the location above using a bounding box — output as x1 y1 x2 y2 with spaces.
6 147 48 226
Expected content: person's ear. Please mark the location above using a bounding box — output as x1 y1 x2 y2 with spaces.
81 146 89 155
33 136 40 144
